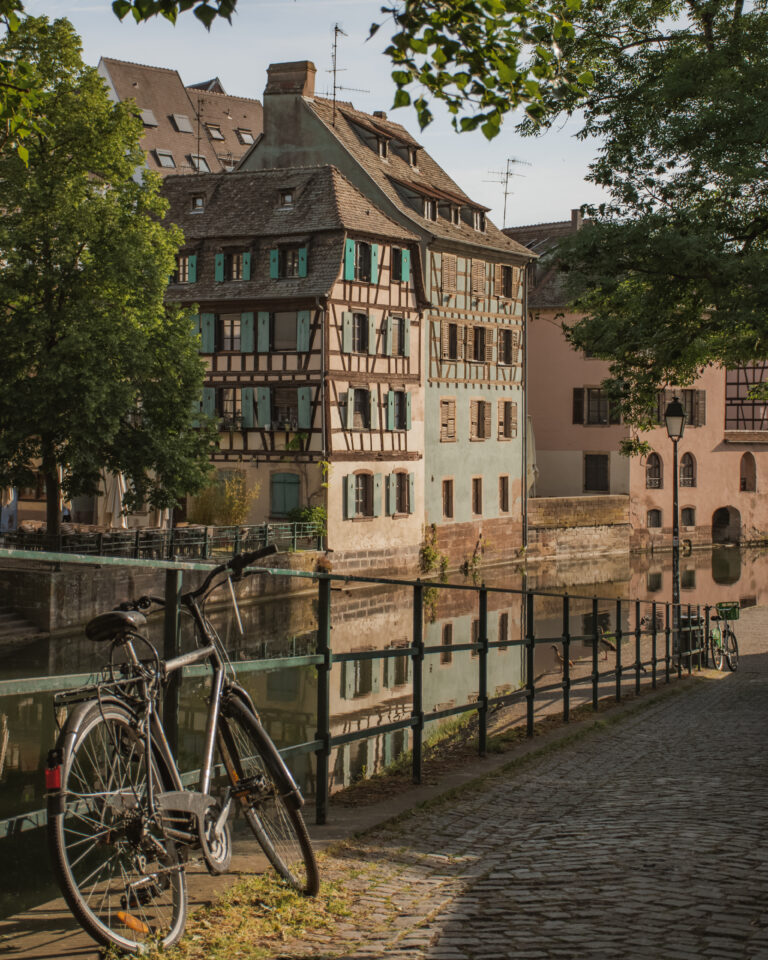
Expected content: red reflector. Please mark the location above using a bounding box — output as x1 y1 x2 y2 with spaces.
45 766 61 790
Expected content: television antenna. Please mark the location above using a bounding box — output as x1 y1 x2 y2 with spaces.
324 23 369 126
484 157 531 227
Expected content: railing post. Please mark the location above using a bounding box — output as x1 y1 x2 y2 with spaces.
562 594 571 721
696 604 702 671
478 587 488 756
704 605 710 668
168 525 175 561
665 602 671 683
651 600 657 689
635 599 642 694
163 568 183 757
591 596 599 712
134 529 141 560
203 527 209 560
615 598 622 702
314 577 332 826
411 583 424 783
292 524 298 552
525 590 535 737
687 603 693 675
234 527 242 557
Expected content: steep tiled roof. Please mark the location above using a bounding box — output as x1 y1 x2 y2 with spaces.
186 87 263 173
162 165 419 303
304 97 533 259
505 212 585 308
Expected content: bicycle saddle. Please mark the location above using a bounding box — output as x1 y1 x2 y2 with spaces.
85 610 147 643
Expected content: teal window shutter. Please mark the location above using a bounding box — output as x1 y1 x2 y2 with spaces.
368 314 377 356
403 317 411 357
384 315 393 356
386 390 395 431
241 312 254 352
188 254 197 283
257 312 270 352
344 239 355 281
270 249 279 279
371 663 381 694
202 386 216 417
344 474 355 519
296 310 311 352
241 387 254 427
271 473 300 516
215 253 224 282
345 388 355 429
369 389 379 430
370 244 379 284
297 386 312 429
401 248 411 282
342 312 353 353
201 313 216 353
373 473 383 517
242 252 251 281
386 474 396 515
190 313 200 340
406 392 412 430
256 387 271 427
190 392 202 428
298 246 308 278
408 473 415 513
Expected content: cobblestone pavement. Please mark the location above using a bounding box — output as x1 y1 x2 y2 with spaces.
315 607 768 960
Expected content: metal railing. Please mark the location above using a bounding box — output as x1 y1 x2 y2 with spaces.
0 547 714 839
0 521 323 561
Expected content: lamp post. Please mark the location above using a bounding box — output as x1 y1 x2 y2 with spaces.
664 396 686 666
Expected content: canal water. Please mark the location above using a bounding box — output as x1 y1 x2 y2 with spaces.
0 545 762 917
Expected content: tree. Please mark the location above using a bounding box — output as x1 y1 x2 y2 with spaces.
0 16 215 534
541 0 768 440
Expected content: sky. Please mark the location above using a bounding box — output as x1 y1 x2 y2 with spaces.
30 0 608 228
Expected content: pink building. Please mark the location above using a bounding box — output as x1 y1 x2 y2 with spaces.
507 212 768 550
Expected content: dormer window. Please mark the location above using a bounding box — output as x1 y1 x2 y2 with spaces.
206 124 224 141
236 128 254 145
279 189 294 208
155 149 175 169
190 195 205 212
172 113 194 133
473 210 486 232
377 138 389 159
408 147 418 168
190 154 211 173
423 197 438 221
140 108 158 127
450 205 461 225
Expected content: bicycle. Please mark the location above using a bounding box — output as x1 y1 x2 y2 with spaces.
709 601 739 672
45 544 319 955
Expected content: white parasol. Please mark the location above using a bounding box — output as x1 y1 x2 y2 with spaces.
104 472 128 529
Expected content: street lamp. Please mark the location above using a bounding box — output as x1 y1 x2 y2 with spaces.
664 395 686 667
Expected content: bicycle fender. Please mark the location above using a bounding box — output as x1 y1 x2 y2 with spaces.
223 682 260 722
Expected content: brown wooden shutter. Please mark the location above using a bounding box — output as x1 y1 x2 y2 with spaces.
456 324 464 360
695 389 706 426
510 401 518 438
466 326 475 361
511 328 522 364
494 263 503 296
441 320 450 359
483 401 491 438
442 254 457 294
573 388 585 424
448 399 455 439
498 400 505 439
472 260 485 296
470 400 479 438
485 327 494 363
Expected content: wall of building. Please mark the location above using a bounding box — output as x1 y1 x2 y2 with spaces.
527 495 630 559
534 450 629 498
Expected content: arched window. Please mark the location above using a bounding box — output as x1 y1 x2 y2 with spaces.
647 508 662 528
270 473 300 517
646 453 663 489
680 453 696 488
740 452 756 492
681 507 696 527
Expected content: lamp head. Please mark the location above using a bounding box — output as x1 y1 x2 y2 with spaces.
664 395 686 440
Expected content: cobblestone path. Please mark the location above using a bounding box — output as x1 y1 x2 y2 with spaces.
313 607 768 960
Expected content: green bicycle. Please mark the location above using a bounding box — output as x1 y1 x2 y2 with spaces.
709 601 739 672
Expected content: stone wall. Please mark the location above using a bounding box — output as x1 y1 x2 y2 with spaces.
527 495 630 560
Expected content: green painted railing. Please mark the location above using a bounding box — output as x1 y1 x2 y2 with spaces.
0 547 711 839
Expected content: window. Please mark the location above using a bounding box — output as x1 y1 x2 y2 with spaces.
584 454 609 492
472 327 486 362
449 205 460 225
236 128 255 144
441 321 461 360
499 612 509 651
353 389 370 429
352 313 368 353
355 242 372 282
499 401 518 440
271 312 297 352
655 388 706 427
225 252 246 281
473 210 486 232
272 387 298 428
377 137 388 159
190 195 205 212
726 367 768 430
155 149 175 168
393 391 408 430
646 453 663 489
499 475 510 513
681 507 696 527
219 314 241 351
441 623 453 664
392 316 407 356
423 197 437 220
354 473 373 517
647 509 662 528
408 147 419 168
498 328 520 365
140 108 158 127
392 247 402 281
680 453 696 488
470 400 491 440
217 387 242 427
176 254 193 283
442 479 454 519
472 477 483 515
270 473 300 517
587 388 620 425
278 246 301 278
279 189 294 207
471 260 485 297
681 568 696 590
442 254 457 294
740 452 757 491
395 472 410 513
440 399 456 441
499 265 514 298
206 124 224 140
189 154 211 172
172 113 193 133
646 571 662 592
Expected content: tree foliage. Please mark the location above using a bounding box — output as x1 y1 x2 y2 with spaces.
548 0 768 434
0 17 215 533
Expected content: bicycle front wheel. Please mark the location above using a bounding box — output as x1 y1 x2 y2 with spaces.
725 627 739 671
49 701 187 953
218 698 319 895
710 631 725 670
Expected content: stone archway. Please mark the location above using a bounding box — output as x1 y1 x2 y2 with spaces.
712 506 741 544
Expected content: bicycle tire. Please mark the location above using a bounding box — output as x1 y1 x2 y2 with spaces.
725 627 739 671
49 700 187 953
218 697 319 895
710 631 725 671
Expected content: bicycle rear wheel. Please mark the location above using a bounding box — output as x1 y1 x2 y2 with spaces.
710 630 725 670
218 697 319 895
725 627 739 671
49 701 187 953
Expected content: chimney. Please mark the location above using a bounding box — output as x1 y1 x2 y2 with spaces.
373 110 387 120
571 208 583 230
265 61 316 99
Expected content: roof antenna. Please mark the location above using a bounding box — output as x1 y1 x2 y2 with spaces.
326 23 369 126
484 157 531 228
196 95 205 174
